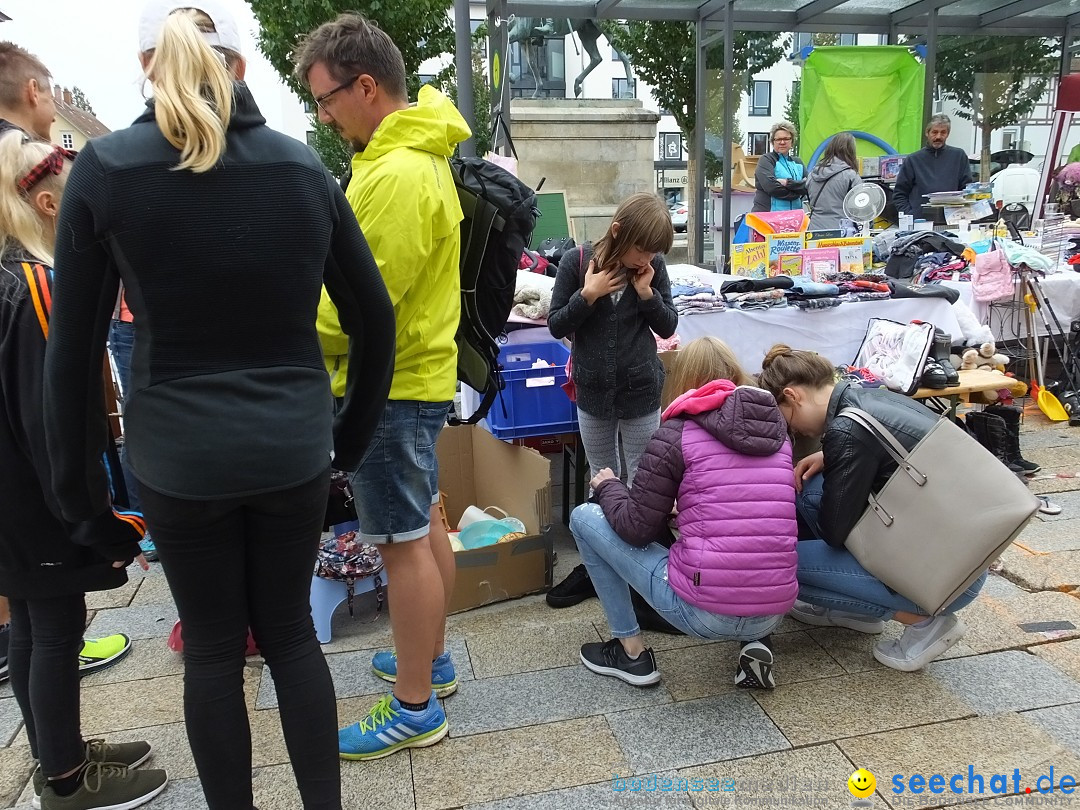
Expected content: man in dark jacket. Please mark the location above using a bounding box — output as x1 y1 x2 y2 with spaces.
893 114 972 224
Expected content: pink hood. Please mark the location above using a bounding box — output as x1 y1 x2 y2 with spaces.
662 378 735 420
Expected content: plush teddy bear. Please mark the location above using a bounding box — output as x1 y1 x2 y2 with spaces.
960 341 1009 373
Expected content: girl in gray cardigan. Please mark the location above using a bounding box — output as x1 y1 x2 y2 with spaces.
548 192 678 486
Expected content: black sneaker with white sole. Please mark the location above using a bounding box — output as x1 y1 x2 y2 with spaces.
735 639 775 689
580 638 660 686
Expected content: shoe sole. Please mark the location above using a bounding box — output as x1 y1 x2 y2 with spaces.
79 637 133 678
370 667 458 698
873 623 966 672
49 777 169 810
579 652 661 686
339 720 449 761
735 645 775 690
789 610 885 635
545 591 597 608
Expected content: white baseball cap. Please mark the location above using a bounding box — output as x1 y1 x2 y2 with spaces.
138 0 243 55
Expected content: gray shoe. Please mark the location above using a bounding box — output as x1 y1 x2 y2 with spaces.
788 600 885 634
33 740 153 808
873 615 966 672
39 762 167 810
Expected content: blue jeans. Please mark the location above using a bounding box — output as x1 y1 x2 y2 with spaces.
795 474 986 618
108 319 141 513
350 400 451 544
569 504 783 642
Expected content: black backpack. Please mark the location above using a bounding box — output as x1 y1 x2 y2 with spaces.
449 157 539 424
338 158 538 425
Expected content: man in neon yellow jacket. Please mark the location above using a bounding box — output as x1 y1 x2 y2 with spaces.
298 12 471 759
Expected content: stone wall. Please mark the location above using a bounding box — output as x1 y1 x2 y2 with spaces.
508 99 661 243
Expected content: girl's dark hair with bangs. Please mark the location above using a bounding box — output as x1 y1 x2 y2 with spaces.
591 192 674 273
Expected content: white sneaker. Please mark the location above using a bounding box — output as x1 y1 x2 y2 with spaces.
873 614 966 672
788 600 885 634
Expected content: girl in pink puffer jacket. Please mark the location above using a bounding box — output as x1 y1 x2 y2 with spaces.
570 337 798 690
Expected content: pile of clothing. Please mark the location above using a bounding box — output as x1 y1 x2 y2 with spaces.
718 275 792 311
883 232 973 280
819 271 893 302
671 277 725 314
912 252 970 283
511 285 551 321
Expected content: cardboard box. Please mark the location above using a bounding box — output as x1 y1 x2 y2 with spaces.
436 425 554 613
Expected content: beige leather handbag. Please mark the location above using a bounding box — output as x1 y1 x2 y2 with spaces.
839 407 1039 615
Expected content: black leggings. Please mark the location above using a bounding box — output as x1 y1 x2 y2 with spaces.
139 470 339 810
8 594 87 777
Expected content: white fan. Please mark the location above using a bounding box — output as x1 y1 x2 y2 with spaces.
843 182 887 236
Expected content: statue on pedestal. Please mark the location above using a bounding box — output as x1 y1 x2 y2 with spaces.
507 17 634 99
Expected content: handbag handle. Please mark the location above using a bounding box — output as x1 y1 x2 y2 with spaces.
837 407 928 486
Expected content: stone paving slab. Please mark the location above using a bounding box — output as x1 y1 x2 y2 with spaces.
838 713 1080 810
805 624 977 675
444 664 671 736
1014 517 1080 553
678 744 857 810
449 594 606 637
467 621 603 678
928 651 1080 715
314 593 396 655
1018 428 1078 450
1025 445 1080 470
85 574 143 610
657 631 845 702
0 748 33 810
997 545 1080 592
753 669 974 746
606 692 790 774
79 638 184 686
959 590 1080 654
128 573 177 607
1021 703 1080 757
255 637 471 710
85 603 178 641
465 774 693 809
1031 638 1080 681
0 701 22 749
411 716 627 810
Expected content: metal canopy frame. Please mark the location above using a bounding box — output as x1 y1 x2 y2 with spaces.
489 0 1078 262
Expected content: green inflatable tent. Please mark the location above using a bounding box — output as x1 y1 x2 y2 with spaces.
800 46 925 167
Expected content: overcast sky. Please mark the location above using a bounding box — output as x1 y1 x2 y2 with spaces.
1 0 302 134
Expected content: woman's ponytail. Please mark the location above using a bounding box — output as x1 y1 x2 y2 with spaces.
146 8 234 173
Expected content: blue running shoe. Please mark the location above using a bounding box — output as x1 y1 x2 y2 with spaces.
339 693 448 760
371 650 457 697
138 536 159 562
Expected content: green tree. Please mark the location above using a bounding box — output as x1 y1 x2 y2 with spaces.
924 35 1057 180
71 86 95 115
783 79 800 149
603 21 787 261
247 0 482 171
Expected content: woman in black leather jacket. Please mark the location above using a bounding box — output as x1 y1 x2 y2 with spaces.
757 344 986 672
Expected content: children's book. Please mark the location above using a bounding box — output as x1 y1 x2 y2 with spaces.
766 232 806 275
807 237 873 272
778 253 804 277
730 242 768 278
837 245 865 275
801 247 840 281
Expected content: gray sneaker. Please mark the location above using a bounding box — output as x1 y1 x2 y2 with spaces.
789 600 885 634
33 740 153 808
873 615 966 672
39 762 167 810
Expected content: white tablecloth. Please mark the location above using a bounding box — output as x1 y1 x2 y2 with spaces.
677 297 962 373
667 265 963 373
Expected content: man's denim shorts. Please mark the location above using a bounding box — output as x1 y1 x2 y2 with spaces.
350 399 451 544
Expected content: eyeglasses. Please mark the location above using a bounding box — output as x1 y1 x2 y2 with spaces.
772 136 792 143
314 75 360 110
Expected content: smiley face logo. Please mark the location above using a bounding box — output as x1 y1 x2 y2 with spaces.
848 769 876 798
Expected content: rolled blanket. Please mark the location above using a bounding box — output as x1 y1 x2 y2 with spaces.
512 286 552 320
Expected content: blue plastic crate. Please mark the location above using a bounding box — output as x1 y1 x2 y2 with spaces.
486 341 578 439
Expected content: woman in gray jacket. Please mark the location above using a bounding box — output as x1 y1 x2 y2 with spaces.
806 132 861 230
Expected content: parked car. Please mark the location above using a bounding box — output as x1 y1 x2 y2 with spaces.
670 203 711 233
